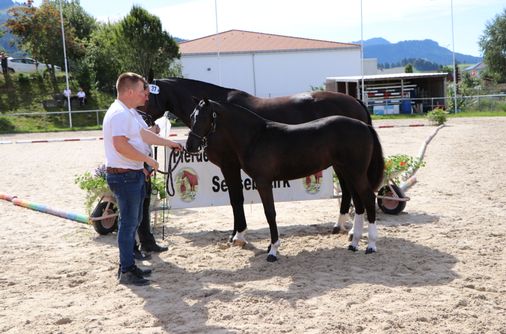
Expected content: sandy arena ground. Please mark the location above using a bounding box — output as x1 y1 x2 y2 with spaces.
0 117 505 333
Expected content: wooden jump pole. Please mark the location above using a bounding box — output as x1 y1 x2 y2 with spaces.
0 193 89 224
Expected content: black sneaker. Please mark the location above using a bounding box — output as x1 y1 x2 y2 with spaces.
133 265 152 277
117 265 152 278
119 266 150 286
141 243 169 253
134 248 152 260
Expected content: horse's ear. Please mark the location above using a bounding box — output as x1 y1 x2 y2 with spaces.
191 96 200 105
148 69 154 83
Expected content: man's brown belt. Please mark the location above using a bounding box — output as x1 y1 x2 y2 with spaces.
106 167 143 174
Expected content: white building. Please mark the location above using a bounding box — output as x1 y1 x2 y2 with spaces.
179 30 361 97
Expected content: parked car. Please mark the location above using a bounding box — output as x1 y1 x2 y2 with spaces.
6 57 61 73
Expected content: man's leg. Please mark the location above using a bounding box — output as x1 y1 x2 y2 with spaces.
138 179 168 253
108 171 150 286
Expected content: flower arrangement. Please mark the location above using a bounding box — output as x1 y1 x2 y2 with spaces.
75 164 167 213
74 165 110 213
384 154 425 185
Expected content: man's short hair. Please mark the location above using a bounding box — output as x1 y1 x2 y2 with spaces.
116 72 148 94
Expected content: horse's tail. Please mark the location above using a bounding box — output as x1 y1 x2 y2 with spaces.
367 125 385 192
356 98 372 125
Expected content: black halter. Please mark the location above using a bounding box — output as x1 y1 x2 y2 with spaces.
188 108 217 151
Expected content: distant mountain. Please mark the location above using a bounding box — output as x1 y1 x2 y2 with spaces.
359 37 390 47
0 0 15 10
0 1 25 56
353 37 481 66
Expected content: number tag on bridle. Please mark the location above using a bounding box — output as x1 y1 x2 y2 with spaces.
149 84 160 94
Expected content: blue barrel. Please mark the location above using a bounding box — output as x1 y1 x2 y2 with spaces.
400 100 412 114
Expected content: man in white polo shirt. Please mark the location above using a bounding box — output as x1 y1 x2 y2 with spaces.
103 72 182 286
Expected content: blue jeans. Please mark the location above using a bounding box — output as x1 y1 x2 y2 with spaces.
107 170 145 272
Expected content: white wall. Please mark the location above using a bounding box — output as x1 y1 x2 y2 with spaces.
181 47 361 97
363 58 378 75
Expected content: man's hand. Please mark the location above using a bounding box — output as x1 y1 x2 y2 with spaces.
171 142 183 151
145 156 159 171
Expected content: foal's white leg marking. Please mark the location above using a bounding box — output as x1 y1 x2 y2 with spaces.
350 214 364 249
334 213 351 233
367 223 377 252
268 240 281 258
232 229 248 246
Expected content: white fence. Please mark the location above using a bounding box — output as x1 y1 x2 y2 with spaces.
368 94 506 114
1 93 505 129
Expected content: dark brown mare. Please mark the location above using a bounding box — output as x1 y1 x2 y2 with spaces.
186 99 384 261
144 78 372 242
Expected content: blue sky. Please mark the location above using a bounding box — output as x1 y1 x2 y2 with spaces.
35 0 505 56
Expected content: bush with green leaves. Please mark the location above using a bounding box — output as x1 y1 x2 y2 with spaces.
427 108 448 125
151 176 167 200
17 73 30 85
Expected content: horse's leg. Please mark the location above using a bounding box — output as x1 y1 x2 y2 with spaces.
362 188 378 254
220 164 248 245
347 193 365 252
332 171 353 234
256 182 280 262
348 179 378 254
340 171 366 252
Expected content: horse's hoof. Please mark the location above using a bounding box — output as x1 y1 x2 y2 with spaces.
348 233 354 242
228 234 235 243
266 254 277 262
332 226 341 234
233 239 246 248
365 247 376 254
348 245 359 252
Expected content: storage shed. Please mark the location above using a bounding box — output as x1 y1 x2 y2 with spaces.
325 72 448 114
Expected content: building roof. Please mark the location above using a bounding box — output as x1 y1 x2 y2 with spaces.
179 29 360 55
327 72 448 82
464 62 485 71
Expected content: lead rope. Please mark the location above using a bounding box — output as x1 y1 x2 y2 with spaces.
152 147 182 241
165 149 184 197
152 146 163 239
160 148 185 240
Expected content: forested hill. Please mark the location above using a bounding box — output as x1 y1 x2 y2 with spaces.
0 0 23 56
356 37 481 66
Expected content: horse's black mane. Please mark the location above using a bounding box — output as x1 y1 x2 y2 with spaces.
157 77 243 95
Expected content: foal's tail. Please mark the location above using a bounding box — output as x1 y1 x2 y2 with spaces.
356 98 373 126
367 125 385 192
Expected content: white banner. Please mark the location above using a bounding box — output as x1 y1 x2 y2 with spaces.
156 139 335 209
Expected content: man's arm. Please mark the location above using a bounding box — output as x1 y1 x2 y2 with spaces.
147 124 160 134
112 136 159 170
140 128 183 151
